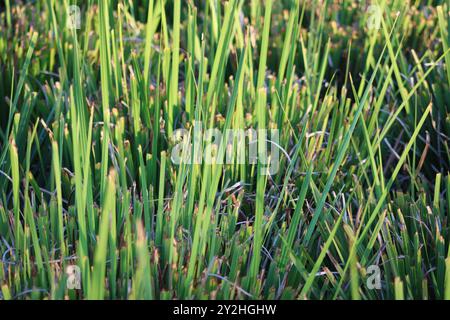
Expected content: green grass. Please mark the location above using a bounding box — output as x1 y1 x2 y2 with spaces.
0 0 449 300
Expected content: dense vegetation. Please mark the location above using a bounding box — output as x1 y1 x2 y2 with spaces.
0 0 449 300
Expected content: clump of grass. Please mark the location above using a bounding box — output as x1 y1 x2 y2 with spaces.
0 0 449 300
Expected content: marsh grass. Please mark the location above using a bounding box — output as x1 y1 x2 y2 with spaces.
0 0 449 300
